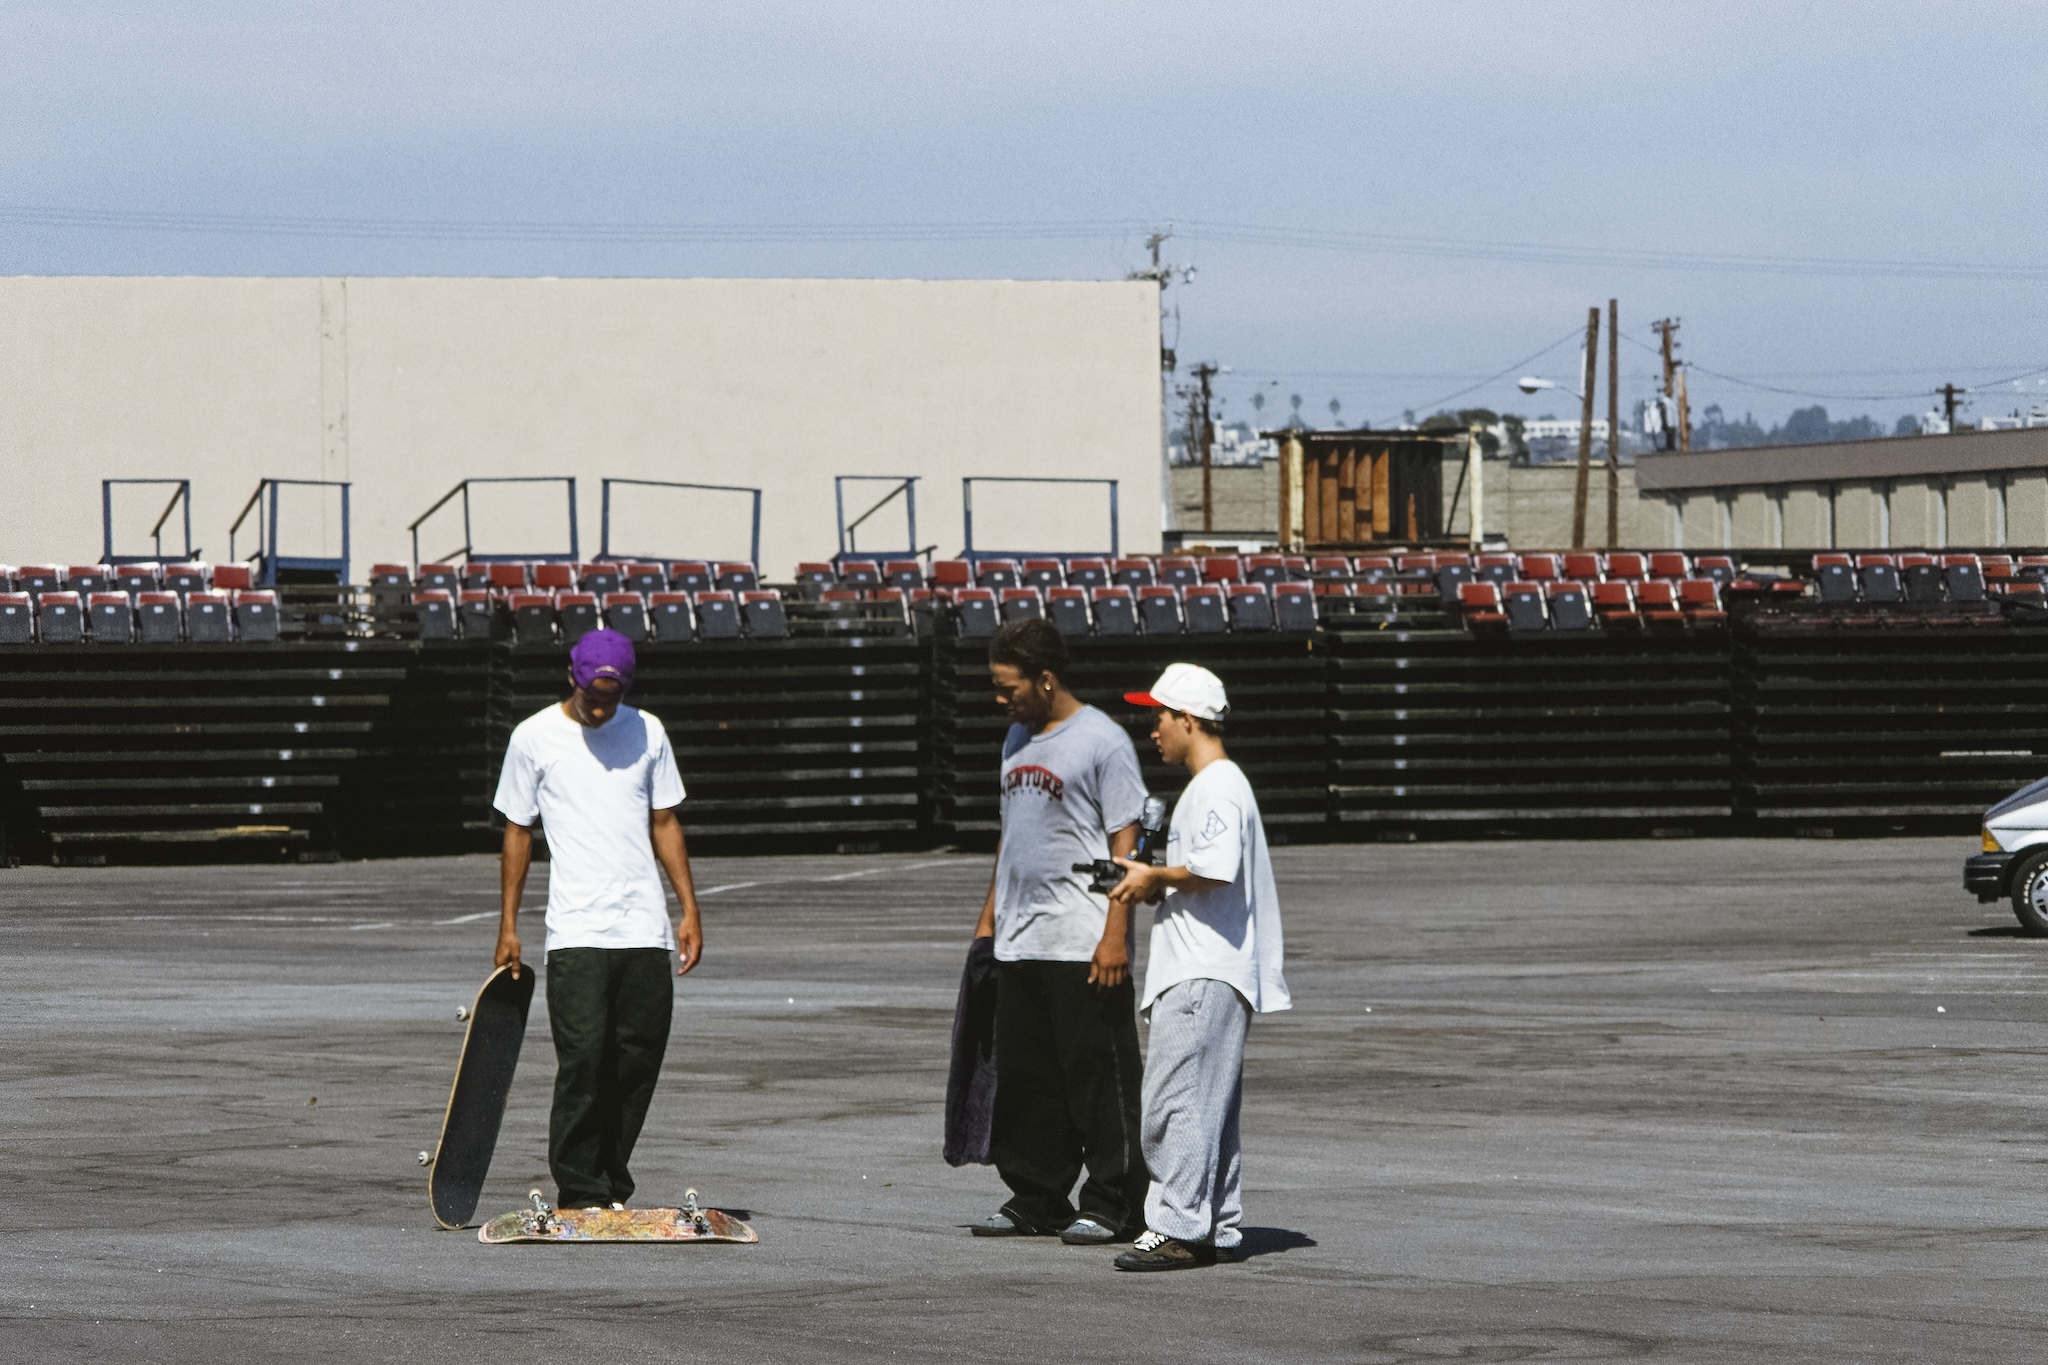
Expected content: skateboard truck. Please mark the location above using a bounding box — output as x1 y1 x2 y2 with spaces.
521 1188 562 1237
678 1187 709 1235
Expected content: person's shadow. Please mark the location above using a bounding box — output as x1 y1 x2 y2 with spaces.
1227 1227 1315 1260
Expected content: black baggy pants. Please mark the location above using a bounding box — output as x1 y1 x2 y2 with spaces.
990 959 1149 1233
545 947 673 1207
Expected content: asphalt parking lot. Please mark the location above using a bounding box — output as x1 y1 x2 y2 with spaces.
4 837 2045 1363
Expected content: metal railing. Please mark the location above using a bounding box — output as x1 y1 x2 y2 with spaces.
834 475 931 568
599 478 761 567
408 477 578 573
228 479 351 586
102 479 195 565
961 476 1119 566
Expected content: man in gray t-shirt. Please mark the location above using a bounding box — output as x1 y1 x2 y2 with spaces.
969 619 1151 1245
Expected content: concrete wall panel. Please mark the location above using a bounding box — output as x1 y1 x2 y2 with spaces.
0 276 1162 575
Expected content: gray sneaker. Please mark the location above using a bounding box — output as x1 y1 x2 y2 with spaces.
970 1209 1047 1237
1059 1215 1119 1245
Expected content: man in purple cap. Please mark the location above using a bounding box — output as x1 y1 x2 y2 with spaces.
492 627 704 1210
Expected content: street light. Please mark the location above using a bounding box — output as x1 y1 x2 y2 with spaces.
1518 376 1583 400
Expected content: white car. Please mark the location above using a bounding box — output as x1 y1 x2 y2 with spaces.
1966 776 2048 933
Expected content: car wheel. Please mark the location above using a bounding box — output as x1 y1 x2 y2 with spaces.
2011 851 2048 935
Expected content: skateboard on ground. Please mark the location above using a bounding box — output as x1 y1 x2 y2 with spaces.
480 1188 760 1244
425 964 536 1230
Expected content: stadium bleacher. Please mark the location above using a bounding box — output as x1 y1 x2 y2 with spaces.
7 544 2048 864
3 548 2041 647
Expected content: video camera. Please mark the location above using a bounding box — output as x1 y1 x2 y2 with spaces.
1073 796 1168 895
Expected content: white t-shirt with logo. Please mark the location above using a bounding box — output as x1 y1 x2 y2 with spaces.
1141 759 1291 1015
492 702 687 955
994 705 1149 963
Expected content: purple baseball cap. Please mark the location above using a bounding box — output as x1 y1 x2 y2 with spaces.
570 628 636 691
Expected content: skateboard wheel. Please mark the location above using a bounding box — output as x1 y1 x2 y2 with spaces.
456 1006 469 1021
417 1151 431 1166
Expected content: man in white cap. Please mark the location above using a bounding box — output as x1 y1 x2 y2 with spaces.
1106 663 1290 1271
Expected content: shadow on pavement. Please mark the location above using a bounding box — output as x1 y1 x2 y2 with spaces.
1229 1227 1315 1260
1968 925 2033 938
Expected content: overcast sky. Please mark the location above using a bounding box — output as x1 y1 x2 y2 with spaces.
5 1 2044 431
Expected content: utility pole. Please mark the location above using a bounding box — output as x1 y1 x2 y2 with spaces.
1606 297 1620 550
1571 305 1600 550
1190 362 1219 534
1675 366 1692 451
1130 228 1189 538
1652 318 1681 451
1939 383 1966 432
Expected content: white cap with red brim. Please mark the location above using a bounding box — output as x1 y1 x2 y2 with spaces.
1124 662 1230 722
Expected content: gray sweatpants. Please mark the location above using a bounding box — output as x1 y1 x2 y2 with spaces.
1140 976 1252 1248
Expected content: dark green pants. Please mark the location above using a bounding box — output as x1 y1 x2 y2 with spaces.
990 959 1149 1233
545 947 673 1207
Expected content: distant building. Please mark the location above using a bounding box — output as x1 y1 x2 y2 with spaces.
1521 418 1614 443
1169 420 1277 467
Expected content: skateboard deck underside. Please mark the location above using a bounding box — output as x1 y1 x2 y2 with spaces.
479 1206 759 1244
429 965 536 1230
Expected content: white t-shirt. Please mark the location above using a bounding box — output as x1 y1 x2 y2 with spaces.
1141 759 1291 1015
492 702 687 955
994 705 1149 962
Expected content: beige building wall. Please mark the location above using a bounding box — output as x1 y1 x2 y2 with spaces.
1781 486 1831 548
0 276 1162 575
2011 472 2048 545
1472 461 1667 548
1167 462 1276 537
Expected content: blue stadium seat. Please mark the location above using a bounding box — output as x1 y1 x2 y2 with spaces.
603 592 647 642
135 591 182 643
235 591 280 643
1183 585 1228 634
1226 585 1274 632
1046 587 1092 636
38 591 83 643
1091 587 1137 636
742 591 789 639
89 592 133 644
695 591 742 640
648 593 694 642
1137 586 1181 634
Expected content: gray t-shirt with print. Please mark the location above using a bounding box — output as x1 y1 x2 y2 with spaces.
994 704 1149 962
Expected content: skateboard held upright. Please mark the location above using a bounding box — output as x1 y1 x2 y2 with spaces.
426 964 536 1230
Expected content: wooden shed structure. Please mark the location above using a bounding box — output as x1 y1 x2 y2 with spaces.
1275 429 1462 550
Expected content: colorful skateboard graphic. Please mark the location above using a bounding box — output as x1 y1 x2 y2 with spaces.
480 1188 760 1244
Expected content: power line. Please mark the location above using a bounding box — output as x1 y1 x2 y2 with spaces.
6 201 2048 283
1374 327 1586 423
1616 329 2048 404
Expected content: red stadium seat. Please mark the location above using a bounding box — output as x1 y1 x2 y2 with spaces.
1648 552 1689 580
1678 578 1726 622
932 559 973 589
1604 552 1647 580
1562 552 1602 582
1591 580 1638 626
1636 580 1686 624
1457 581 1506 626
